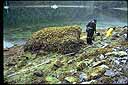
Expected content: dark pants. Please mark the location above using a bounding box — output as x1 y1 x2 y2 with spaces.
87 29 94 45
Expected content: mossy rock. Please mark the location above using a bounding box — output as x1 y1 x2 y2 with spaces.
76 61 88 71
45 76 60 84
86 66 106 80
24 25 84 54
64 76 78 83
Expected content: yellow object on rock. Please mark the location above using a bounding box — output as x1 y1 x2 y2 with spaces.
105 28 114 37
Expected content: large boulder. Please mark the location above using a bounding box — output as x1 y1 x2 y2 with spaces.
24 25 84 54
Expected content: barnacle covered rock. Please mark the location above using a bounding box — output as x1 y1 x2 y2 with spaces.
23 25 84 54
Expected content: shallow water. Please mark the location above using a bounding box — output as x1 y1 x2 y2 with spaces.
4 40 26 48
3 1 127 48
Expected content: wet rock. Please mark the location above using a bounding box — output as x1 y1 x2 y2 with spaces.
92 60 106 67
79 72 88 82
80 80 97 84
113 56 128 65
99 64 109 69
33 71 43 77
64 76 78 83
105 51 127 57
113 76 128 84
104 69 116 77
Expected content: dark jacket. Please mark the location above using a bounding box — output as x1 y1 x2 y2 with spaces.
86 21 96 33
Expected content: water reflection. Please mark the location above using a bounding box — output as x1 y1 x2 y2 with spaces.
3 1 127 48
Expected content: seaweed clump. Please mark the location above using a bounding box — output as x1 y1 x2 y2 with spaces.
23 25 84 54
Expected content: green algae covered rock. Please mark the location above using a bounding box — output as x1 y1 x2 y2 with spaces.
86 66 106 80
24 25 84 54
45 76 60 84
65 76 78 83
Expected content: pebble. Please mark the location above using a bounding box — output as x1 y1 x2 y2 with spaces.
104 69 116 77
99 54 105 60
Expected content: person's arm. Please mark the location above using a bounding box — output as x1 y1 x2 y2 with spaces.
94 23 96 33
86 22 90 27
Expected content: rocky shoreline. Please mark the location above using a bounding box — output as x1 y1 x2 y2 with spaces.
4 25 128 84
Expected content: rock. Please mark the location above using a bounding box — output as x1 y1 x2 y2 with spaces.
125 48 128 53
116 76 128 84
79 72 88 82
44 59 51 64
33 71 43 77
115 60 120 65
120 60 127 64
67 59 75 64
6 63 16 67
99 54 105 60
69 69 77 75
80 80 97 84
105 51 127 57
88 58 94 65
65 52 76 56
45 76 60 84
113 76 128 84
118 51 128 57
87 66 106 80
80 36 86 40
64 76 78 83
92 60 106 67
32 78 46 84
102 43 109 48
97 76 113 84
76 61 88 71
23 25 84 54
104 69 116 77
52 60 63 70
4 48 9 51
113 56 128 65
99 64 109 69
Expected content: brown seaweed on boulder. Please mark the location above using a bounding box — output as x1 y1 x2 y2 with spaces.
23 25 85 54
